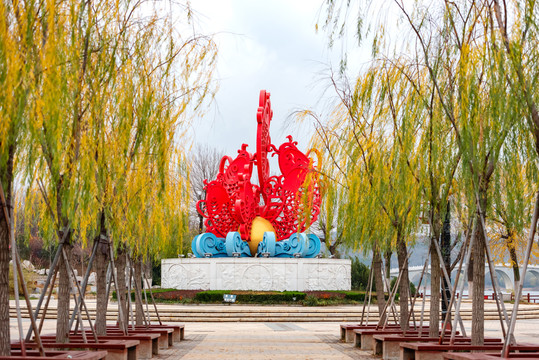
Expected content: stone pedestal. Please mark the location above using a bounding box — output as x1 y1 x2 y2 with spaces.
161 258 351 291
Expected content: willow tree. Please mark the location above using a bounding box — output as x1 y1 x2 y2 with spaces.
13 0 216 339
479 1 539 350
100 9 215 330
489 126 538 292
435 6 518 344
74 0 144 334
319 0 526 343
363 63 423 330
375 12 464 337
23 0 108 340
0 0 33 353
488 2 539 295
299 114 347 257
399 7 516 342
419 80 461 336
317 0 461 334
305 62 423 329
301 73 390 320
315 170 346 257
391 59 461 336
81 2 216 332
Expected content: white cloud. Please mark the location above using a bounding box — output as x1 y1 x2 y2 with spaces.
186 0 367 160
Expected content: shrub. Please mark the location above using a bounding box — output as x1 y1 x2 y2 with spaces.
194 290 306 303
110 288 395 304
350 258 370 290
9 267 36 297
343 291 365 301
112 288 181 301
305 291 346 300
302 295 319 306
390 277 416 297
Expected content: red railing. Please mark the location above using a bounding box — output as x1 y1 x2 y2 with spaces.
511 293 539 303
417 293 459 299
482 292 539 303
417 292 539 303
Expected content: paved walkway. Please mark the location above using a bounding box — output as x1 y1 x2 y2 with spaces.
10 301 539 359
156 322 360 359
11 318 539 359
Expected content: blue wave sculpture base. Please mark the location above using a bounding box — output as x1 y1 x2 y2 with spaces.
256 232 321 258
191 232 251 258
190 232 321 258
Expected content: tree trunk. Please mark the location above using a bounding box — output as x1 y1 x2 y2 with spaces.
429 238 441 336
116 246 128 328
56 230 73 343
384 250 392 280
198 214 204 234
506 232 520 293
373 248 386 323
467 256 474 300
0 205 9 356
396 234 409 330
134 256 144 325
0 145 14 355
471 212 485 345
95 240 109 335
441 203 452 328
95 212 109 335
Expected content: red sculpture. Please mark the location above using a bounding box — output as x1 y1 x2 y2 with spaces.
196 90 321 244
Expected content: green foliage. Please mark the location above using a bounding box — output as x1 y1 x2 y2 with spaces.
302 295 319 306
110 288 396 305
390 277 416 297
350 257 370 290
342 291 366 301
151 261 161 287
9 267 36 297
2 0 217 266
143 289 392 304
194 290 306 303
112 288 178 301
309 1 539 334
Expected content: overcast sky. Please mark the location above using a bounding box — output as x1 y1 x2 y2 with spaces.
187 0 367 157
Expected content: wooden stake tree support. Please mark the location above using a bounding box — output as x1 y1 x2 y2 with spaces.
404 251 430 336
359 259 374 325
17 177 167 343
502 191 539 356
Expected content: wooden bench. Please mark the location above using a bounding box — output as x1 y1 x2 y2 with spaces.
41 333 160 360
401 343 502 360
444 352 539 360
104 328 172 349
372 335 501 360
401 343 539 360
117 324 185 342
340 324 402 343
353 328 430 350
12 340 139 360
0 350 108 360
74 336 156 360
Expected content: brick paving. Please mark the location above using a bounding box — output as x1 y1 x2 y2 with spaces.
150 320 539 359
156 322 359 359
11 306 539 359
155 334 207 359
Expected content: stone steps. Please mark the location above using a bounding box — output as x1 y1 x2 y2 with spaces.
10 304 539 322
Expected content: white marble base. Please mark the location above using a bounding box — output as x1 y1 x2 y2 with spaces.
161 258 351 291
